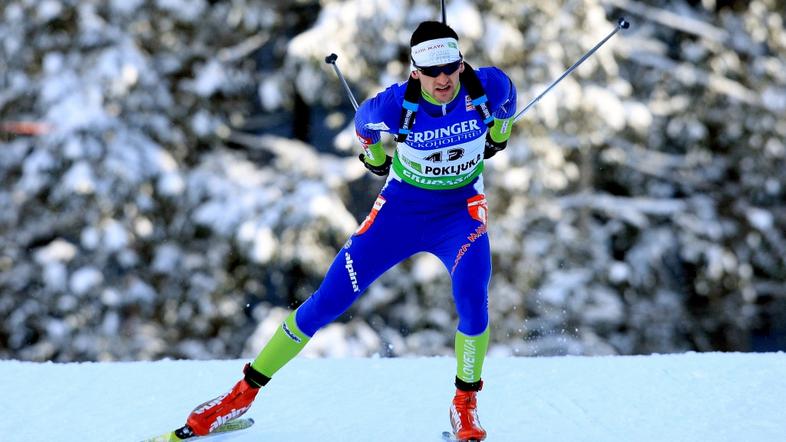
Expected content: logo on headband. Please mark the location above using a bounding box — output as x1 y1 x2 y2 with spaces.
411 37 461 68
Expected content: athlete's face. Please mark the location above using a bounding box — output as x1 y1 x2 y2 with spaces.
412 61 464 104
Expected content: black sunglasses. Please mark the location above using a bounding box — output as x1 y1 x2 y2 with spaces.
413 58 462 77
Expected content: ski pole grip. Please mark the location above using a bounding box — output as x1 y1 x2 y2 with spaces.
617 17 630 30
325 53 338 64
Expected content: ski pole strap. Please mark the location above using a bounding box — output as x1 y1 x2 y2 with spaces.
460 62 494 128
396 77 422 142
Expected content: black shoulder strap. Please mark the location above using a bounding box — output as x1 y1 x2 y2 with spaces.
460 62 494 128
395 76 422 142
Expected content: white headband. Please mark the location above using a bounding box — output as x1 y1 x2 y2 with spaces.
410 37 461 69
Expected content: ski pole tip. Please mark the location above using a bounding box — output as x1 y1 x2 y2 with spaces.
325 53 338 64
617 17 631 30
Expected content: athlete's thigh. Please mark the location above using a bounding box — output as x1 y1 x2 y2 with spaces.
430 197 492 335
295 193 419 334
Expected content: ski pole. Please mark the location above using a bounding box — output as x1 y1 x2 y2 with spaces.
325 53 359 111
513 17 631 123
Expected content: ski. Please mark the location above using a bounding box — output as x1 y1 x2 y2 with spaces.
441 430 481 442
141 418 255 442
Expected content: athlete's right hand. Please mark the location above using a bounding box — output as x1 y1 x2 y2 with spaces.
359 153 392 176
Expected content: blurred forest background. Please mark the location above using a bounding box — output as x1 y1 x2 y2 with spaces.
1 0 785 362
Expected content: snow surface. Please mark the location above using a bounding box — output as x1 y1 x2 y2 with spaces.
2 352 785 441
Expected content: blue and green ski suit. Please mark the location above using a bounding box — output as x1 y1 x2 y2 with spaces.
252 66 517 385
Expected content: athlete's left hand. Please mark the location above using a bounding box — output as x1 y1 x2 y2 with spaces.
483 133 508 159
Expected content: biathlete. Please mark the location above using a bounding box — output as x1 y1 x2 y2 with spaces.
176 20 516 442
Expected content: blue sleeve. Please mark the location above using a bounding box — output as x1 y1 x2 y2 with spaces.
353 83 403 145
478 67 517 119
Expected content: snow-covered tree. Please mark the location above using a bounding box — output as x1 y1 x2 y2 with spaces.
1 0 785 361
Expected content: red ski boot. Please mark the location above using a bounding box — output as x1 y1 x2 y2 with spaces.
179 363 270 437
449 379 486 441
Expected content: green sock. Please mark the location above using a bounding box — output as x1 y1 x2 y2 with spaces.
455 327 490 384
251 310 311 378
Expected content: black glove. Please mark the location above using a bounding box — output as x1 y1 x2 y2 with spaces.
359 153 392 176
484 133 508 159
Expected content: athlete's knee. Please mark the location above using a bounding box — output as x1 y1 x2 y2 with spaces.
454 288 489 335
295 287 359 336
457 310 488 336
